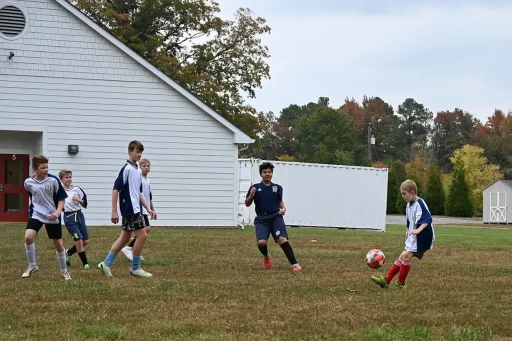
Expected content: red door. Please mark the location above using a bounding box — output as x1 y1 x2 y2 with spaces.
0 154 30 222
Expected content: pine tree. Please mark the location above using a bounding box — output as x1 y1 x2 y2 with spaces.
387 168 399 214
423 164 445 215
445 162 473 217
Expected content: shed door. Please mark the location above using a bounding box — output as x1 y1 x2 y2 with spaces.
489 192 506 223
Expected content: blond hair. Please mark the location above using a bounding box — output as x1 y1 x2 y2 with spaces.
400 179 417 194
139 159 151 166
59 169 72 179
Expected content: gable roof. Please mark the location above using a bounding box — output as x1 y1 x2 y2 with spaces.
482 179 512 192
54 0 254 144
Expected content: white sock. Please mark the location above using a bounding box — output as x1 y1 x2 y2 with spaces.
56 251 68 272
25 243 36 267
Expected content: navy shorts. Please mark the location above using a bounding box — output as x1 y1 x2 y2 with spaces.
26 218 62 240
64 211 89 241
255 214 288 243
143 214 150 227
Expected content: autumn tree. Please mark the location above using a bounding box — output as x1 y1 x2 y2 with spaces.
404 156 429 195
430 108 479 171
70 0 271 136
445 162 473 217
422 164 445 215
450 145 503 215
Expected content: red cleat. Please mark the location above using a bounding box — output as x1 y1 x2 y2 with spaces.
264 256 272 269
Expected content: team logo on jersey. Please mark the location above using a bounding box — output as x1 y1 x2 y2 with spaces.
45 185 53 193
272 186 278 192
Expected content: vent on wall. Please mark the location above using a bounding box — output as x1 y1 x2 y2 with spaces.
0 5 26 39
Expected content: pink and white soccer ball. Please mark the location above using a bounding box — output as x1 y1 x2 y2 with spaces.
366 249 385 269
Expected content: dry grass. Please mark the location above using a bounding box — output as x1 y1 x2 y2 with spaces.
0 223 511 341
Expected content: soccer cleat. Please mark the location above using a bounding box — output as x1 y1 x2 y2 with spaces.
61 271 72 281
292 264 302 272
121 246 133 261
97 262 112 277
395 282 407 289
21 265 39 278
83 264 90 270
264 256 272 269
371 275 390 289
140 255 145 261
130 268 152 277
65 249 71 266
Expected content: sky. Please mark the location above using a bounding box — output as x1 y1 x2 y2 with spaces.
217 0 512 123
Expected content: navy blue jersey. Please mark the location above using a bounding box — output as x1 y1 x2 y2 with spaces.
113 160 143 216
247 182 283 218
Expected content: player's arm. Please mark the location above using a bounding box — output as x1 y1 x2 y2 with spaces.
278 200 286 215
411 205 432 235
245 186 256 206
50 179 67 220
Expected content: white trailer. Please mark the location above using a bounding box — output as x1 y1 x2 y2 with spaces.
238 159 388 231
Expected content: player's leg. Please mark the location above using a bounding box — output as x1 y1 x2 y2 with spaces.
47 223 72 280
394 250 413 288
74 212 89 269
63 213 80 266
22 219 42 278
129 214 151 277
255 219 272 269
272 216 301 272
122 215 149 260
98 216 133 277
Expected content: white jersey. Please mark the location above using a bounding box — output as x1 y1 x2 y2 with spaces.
141 175 152 215
63 186 88 213
24 174 67 224
113 160 142 216
405 197 435 252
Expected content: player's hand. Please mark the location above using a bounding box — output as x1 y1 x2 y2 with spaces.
410 229 421 235
250 187 256 197
48 211 59 221
152 210 158 220
111 211 119 224
278 207 286 215
148 210 156 220
72 195 80 202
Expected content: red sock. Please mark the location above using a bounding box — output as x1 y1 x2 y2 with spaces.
385 260 401 283
397 260 411 285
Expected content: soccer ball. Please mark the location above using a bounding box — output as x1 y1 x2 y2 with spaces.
366 249 385 269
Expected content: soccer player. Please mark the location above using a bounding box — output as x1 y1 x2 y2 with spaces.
97 140 155 278
121 158 157 261
59 169 90 269
372 179 435 289
245 162 302 272
22 155 71 280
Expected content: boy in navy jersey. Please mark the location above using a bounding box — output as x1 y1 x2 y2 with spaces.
121 158 157 261
245 162 302 272
98 140 155 278
60 169 90 269
372 179 435 289
22 155 71 280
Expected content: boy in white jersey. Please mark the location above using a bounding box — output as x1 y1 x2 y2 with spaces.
22 155 71 280
98 140 155 278
372 179 435 289
121 158 157 261
59 169 90 269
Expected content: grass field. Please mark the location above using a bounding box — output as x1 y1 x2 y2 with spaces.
0 223 511 341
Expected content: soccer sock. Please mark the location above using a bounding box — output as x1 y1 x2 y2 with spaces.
127 237 136 248
56 251 68 272
132 256 141 271
385 260 402 283
67 245 77 256
397 260 411 285
25 243 36 267
104 252 117 267
258 244 269 257
78 251 88 266
280 241 298 265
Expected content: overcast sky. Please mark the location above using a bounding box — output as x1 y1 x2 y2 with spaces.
217 0 512 123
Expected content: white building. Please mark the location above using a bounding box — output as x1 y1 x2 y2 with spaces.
482 179 512 224
0 0 253 227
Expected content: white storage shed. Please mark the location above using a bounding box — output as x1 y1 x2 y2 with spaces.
482 180 512 224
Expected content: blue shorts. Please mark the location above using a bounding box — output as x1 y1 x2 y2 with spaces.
255 214 288 243
63 211 89 241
